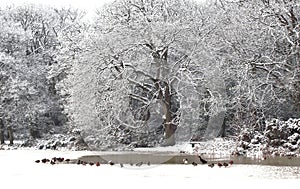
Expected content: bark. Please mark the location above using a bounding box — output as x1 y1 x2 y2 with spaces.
154 80 176 145
152 48 176 146
0 119 4 144
7 126 13 145
161 82 176 146
203 67 227 140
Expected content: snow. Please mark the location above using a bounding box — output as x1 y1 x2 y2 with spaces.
0 150 299 189
134 142 193 153
134 138 236 157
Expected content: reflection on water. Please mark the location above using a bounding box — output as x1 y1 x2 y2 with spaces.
79 152 300 166
230 156 300 167
79 152 300 179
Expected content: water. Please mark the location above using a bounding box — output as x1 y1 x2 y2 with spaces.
78 151 300 165
77 152 300 179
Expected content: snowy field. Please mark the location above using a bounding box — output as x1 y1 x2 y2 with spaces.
0 150 299 189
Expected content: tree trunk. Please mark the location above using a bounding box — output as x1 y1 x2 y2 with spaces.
161 82 176 146
152 47 176 146
204 111 226 140
0 119 4 144
7 126 13 145
29 116 41 139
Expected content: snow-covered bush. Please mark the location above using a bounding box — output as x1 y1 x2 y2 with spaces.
235 118 300 157
20 131 89 151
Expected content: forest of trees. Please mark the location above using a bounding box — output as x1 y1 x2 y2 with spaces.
0 0 299 152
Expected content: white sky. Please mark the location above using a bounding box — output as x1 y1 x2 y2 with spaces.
0 0 207 11
0 0 113 12
0 0 206 20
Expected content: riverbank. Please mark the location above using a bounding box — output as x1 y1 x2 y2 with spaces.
1 136 299 158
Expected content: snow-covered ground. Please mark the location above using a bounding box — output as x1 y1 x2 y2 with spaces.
0 150 299 189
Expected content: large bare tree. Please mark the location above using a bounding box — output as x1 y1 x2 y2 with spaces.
69 0 219 148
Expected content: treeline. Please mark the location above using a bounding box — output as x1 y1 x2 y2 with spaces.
0 5 85 143
0 0 299 150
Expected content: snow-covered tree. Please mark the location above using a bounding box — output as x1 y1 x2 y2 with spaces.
0 5 85 142
210 0 300 135
0 13 36 141
66 0 227 149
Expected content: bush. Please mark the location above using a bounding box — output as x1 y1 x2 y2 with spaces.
235 118 300 157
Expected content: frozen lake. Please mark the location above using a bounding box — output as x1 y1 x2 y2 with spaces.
78 151 300 166
0 150 299 189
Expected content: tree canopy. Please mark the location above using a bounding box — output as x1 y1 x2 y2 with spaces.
0 0 299 152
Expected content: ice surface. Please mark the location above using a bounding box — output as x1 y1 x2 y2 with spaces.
0 150 299 189
134 142 193 153
134 139 236 158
